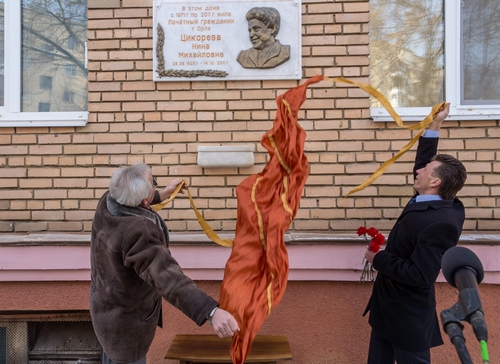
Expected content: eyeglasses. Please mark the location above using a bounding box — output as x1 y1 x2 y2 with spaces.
152 177 158 187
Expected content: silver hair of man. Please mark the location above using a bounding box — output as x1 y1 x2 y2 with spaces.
109 163 153 207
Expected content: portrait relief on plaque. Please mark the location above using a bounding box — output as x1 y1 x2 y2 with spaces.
153 0 301 82
237 7 290 69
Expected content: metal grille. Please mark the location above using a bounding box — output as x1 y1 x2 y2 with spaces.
0 327 6 364
0 317 102 364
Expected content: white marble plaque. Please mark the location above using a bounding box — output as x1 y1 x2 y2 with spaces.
153 0 301 81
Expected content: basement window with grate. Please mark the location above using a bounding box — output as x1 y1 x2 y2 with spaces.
0 315 102 364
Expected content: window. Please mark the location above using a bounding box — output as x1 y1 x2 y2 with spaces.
0 326 5 364
41 43 55 60
67 35 77 50
1 0 88 127
38 102 50 111
39 75 52 90
0 317 101 363
65 64 77 78
63 90 74 102
461 1 500 105
370 0 500 121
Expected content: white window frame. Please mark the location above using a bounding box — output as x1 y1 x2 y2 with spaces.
0 1 88 127
371 2 500 122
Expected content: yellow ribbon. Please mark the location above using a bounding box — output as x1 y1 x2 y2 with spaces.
151 180 233 247
322 77 445 196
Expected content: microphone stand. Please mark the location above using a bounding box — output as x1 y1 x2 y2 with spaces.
440 268 490 364
441 248 490 363
470 311 490 364
441 308 473 364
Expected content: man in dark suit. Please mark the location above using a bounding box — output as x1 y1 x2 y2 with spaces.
364 103 467 364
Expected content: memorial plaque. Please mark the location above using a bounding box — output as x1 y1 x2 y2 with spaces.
153 0 302 81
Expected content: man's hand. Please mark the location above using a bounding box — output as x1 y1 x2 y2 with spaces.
158 178 187 201
428 102 450 132
211 308 240 338
365 249 377 265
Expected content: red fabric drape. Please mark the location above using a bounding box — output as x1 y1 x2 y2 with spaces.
219 75 324 364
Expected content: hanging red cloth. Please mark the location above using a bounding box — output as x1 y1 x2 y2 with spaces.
219 75 324 364
151 74 440 363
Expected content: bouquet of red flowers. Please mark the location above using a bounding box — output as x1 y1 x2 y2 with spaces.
357 226 386 282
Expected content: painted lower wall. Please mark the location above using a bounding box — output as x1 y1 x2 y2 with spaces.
0 280 498 364
0 233 499 363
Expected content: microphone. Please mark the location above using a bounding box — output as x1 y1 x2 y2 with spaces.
442 245 484 289
440 246 489 364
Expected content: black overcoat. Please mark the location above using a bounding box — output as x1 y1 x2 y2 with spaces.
364 136 465 352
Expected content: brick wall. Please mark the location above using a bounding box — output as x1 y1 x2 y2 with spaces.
1 0 499 234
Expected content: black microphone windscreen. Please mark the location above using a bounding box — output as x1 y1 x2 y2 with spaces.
441 246 484 287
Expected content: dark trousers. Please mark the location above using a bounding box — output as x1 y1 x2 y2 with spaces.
102 351 146 364
367 329 431 364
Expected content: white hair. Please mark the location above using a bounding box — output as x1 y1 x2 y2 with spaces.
109 163 153 207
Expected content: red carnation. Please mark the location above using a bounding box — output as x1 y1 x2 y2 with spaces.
357 227 367 236
367 227 379 238
371 233 386 246
358 226 386 282
369 241 381 253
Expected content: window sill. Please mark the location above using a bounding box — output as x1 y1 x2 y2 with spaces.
0 111 88 128
371 107 500 122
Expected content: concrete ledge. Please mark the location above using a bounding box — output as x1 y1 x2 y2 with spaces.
197 145 255 168
0 232 499 284
88 0 121 9
1 231 499 246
